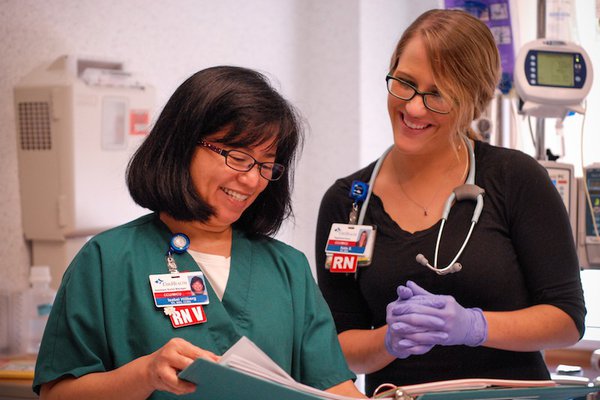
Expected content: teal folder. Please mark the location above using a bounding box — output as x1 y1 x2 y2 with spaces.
179 358 332 400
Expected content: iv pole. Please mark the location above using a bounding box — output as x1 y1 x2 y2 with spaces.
535 0 547 160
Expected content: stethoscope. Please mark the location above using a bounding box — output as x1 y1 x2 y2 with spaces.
358 136 484 275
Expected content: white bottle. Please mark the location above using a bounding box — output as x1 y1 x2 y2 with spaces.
12 266 56 355
0 282 9 355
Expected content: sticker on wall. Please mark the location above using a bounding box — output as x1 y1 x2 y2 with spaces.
130 110 150 135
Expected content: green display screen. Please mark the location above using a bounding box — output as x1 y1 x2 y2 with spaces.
537 52 574 87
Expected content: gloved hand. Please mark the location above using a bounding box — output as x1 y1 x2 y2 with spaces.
385 284 439 358
389 281 488 347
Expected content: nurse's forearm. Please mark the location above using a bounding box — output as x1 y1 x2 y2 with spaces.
338 326 396 374
326 380 368 398
40 337 217 400
484 305 580 351
40 355 157 400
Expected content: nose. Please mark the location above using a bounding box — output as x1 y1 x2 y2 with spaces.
404 94 428 116
238 164 262 186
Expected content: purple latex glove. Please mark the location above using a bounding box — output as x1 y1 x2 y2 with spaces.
385 284 439 358
390 281 488 347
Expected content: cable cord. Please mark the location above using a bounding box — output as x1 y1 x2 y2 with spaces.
527 115 537 149
579 100 600 238
508 90 536 150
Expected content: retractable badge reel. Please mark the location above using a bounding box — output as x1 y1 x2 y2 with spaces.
166 233 190 273
348 181 368 224
325 181 376 274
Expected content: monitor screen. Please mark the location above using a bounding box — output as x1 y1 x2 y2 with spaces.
537 52 574 87
588 178 600 191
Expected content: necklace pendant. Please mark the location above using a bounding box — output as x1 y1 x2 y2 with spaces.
423 209 428 216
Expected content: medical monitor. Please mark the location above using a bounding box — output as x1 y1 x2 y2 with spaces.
515 39 593 117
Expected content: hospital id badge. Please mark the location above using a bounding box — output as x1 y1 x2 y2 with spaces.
325 223 376 273
149 271 210 307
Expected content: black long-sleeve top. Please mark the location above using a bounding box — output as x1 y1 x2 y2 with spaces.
316 141 586 396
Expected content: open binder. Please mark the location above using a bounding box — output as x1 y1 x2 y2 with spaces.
179 336 600 400
373 379 600 400
378 385 599 399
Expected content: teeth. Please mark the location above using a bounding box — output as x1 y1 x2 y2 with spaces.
404 116 428 130
221 187 249 201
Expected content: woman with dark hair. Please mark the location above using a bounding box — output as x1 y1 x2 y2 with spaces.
189 275 207 301
34 66 365 399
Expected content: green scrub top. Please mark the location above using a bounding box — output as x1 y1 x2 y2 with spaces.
33 214 354 399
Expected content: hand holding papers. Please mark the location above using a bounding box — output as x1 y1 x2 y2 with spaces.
179 336 380 399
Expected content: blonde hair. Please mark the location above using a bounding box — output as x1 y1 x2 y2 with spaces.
389 9 501 141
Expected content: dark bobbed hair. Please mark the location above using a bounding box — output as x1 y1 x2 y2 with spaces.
190 276 204 287
127 66 304 237
389 9 501 140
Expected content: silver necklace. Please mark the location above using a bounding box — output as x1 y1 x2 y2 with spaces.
398 145 469 217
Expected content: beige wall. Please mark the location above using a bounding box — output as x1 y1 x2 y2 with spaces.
0 0 438 293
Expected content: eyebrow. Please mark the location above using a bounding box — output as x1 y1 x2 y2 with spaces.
394 75 440 93
392 72 440 92
210 138 278 159
238 145 278 160
250 141 278 159
390 70 414 81
257 152 278 163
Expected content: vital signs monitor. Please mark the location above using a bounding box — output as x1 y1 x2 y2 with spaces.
515 39 593 118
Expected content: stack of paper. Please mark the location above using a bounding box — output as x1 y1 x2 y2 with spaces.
179 336 379 400
0 356 36 379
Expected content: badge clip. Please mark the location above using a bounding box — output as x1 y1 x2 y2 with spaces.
348 181 368 225
165 233 190 274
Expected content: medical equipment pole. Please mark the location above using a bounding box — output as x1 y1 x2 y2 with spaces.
535 0 546 160
495 92 504 147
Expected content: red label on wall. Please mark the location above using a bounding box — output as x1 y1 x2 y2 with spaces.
130 110 150 135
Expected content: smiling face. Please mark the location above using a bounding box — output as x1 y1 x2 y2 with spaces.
191 278 205 294
189 132 276 232
387 35 458 157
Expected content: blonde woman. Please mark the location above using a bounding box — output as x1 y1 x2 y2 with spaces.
316 9 585 395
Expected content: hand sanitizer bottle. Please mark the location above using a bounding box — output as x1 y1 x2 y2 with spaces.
12 266 56 354
0 281 8 355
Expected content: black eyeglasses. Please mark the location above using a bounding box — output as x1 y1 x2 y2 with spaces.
198 141 285 181
385 75 451 114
